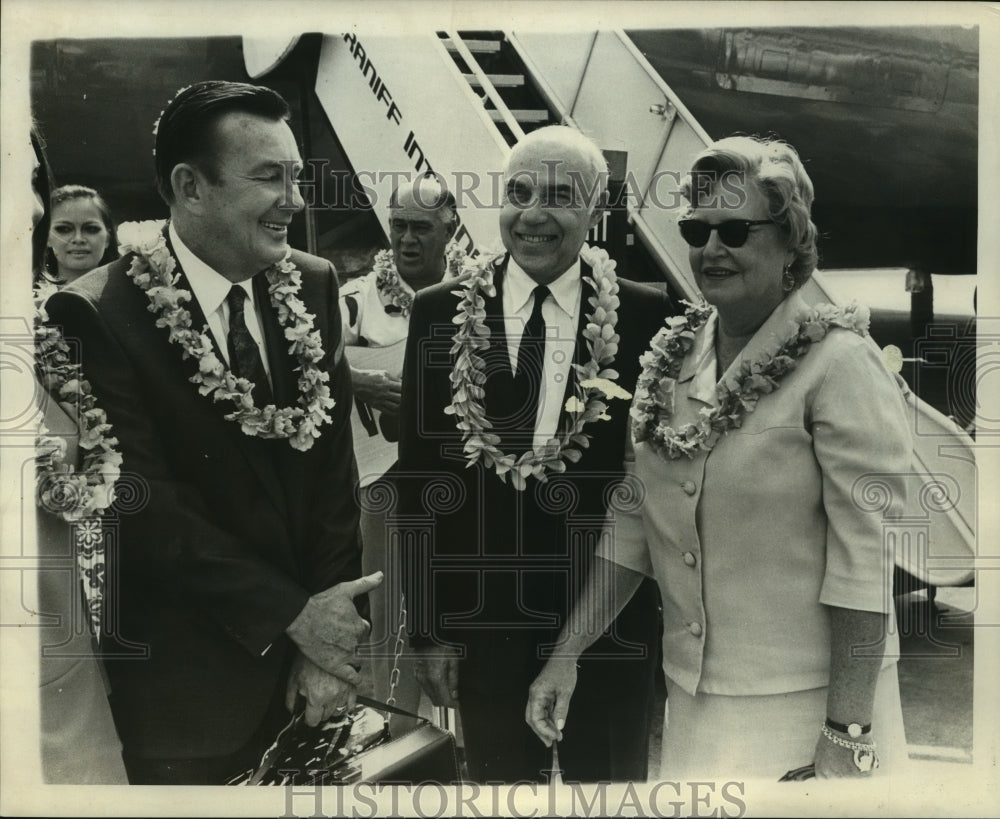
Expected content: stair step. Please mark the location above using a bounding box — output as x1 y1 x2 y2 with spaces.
442 38 501 54
488 109 549 124
463 73 524 88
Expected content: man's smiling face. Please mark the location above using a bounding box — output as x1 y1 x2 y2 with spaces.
191 112 305 281
499 138 603 285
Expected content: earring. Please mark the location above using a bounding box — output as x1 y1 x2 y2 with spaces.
781 265 795 293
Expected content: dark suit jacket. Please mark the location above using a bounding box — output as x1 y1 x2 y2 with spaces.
45 240 362 760
396 255 671 693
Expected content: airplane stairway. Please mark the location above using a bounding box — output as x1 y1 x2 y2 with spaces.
439 32 553 144
245 30 976 589
498 31 976 591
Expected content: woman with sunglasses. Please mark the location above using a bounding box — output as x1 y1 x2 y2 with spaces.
526 135 910 780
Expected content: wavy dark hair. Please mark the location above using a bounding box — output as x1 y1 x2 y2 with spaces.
154 80 290 204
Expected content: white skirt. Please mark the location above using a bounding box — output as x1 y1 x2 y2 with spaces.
658 663 907 780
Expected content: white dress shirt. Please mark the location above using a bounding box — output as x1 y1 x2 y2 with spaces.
169 222 272 384
502 258 582 447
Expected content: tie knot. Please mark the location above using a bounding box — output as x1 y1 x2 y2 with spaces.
530 285 550 316
227 284 248 316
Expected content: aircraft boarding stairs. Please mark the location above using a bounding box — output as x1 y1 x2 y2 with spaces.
247 29 976 594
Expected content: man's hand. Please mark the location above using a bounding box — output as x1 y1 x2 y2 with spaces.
286 572 383 684
413 645 460 708
351 368 402 415
286 652 357 727
525 658 578 747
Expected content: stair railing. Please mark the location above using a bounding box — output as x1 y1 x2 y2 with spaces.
445 31 525 142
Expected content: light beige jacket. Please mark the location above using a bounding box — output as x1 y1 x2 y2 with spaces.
601 293 910 697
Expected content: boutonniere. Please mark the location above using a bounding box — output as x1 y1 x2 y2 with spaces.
631 300 871 460
444 244 631 491
117 220 335 452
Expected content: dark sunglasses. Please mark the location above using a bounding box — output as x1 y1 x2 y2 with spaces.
678 219 773 248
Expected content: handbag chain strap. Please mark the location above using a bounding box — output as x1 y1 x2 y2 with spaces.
386 593 407 708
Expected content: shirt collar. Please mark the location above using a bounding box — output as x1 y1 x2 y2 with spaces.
505 256 582 319
169 221 255 317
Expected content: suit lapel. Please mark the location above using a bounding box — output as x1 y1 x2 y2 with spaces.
254 273 297 407
481 255 521 428
484 254 513 373
556 259 593 432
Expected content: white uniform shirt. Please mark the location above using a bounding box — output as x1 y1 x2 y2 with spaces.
339 268 414 349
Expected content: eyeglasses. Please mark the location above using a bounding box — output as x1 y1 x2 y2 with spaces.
678 219 774 249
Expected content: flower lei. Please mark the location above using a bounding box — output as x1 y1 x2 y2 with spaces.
631 300 871 460
445 243 631 491
116 220 335 451
34 281 123 637
372 240 467 318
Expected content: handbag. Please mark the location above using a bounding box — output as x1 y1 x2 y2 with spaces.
227 696 460 786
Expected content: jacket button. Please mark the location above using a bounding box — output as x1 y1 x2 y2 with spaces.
682 551 697 567
681 480 697 495
688 621 703 637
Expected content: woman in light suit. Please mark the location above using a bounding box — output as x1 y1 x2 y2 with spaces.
526 135 910 779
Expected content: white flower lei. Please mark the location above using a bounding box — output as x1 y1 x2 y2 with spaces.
372 240 468 318
34 281 123 636
445 243 631 491
117 220 335 451
631 299 871 460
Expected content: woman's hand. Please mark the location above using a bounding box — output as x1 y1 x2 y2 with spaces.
525 658 579 747
813 729 878 778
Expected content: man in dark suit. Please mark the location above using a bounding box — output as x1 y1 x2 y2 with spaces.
45 81 379 784
396 126 671 782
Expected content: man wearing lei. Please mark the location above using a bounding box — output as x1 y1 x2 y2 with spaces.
395 126 673 782
340 173 465 429
340 174 465 728
44 81 380 785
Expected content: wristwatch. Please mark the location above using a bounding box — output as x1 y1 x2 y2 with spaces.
825 717 871 739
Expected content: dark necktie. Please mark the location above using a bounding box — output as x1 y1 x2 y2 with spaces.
226 284 273 406
511 285 550 446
